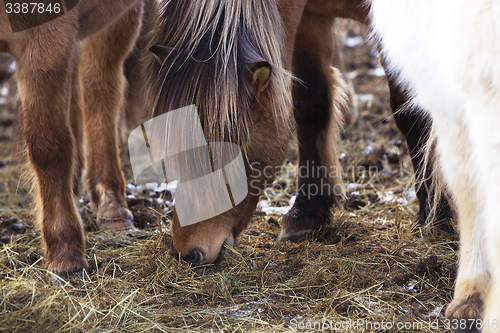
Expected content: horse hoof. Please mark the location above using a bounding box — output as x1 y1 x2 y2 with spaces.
277 227 315 242
50 267 90 286
277 210 329 242
98 216 135 230
445 293 483 332
97 203 135 230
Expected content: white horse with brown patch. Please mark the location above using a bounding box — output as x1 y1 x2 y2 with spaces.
370 0 500 329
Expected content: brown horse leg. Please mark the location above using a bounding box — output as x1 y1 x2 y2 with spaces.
12 28 87 276
278 11 347 242
332 25 357 126
79 4 142 230
69 50 85 197
386 76 454 232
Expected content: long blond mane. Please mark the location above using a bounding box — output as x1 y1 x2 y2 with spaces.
143 0 291 146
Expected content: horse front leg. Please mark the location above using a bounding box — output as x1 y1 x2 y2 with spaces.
13 29 87 277
69 49 85 197
278 9 347 242
79 4 142 230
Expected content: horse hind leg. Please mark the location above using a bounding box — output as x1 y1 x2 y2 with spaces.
278 11 348 242
12 27 87 276
385 76 454 232
460 96 500 331
79 4 142 230
431 115 489 322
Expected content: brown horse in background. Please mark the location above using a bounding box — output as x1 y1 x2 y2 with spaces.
148 0 451 264
0 0 145 277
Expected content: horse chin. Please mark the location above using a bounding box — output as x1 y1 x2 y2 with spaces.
225 233 235 247
170 213 234 265
200 232 236 264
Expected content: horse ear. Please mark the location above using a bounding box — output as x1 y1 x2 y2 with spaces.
150 45 175 64
249 61 272 96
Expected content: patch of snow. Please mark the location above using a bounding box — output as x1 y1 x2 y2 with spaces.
403 188 417 202
153 182 168 193
353 296 385 312
346 183 363 192
127 184 139 191
367 67 386 77
257 200 269 209
397 197 408 205
358 94 375 102
1 86 9 96
379 188 416 206
145 182 159 190
262 206 292 215
364 145 374 155
404 279 418 293
379 190 395 204
345 36 364 47
166 180 179 193
426 304 444 319
258 200 292 215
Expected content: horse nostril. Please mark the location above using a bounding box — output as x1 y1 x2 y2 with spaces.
169 242 206 265
183 248 206 265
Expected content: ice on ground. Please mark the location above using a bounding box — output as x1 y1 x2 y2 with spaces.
345 36 364 47
257 196 296 216
145 182 159 190
358 94 375 102
367 67 386 77
378 188 416 205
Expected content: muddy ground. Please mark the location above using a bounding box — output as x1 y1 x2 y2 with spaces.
0 22 456 332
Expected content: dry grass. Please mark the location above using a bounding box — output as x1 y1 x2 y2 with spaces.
0 22 457 332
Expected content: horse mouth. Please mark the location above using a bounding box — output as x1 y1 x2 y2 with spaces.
170 232 236 266
170 241 207 266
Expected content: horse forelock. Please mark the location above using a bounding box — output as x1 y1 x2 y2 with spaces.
151 0 291 148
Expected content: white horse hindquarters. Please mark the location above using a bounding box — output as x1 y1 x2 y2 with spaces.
370 0 500 324
369 0 468 118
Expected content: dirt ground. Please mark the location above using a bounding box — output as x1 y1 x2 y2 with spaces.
0 21 457 332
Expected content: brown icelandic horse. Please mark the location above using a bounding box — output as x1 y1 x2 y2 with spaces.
274 0 453 241
0 0 146 278
145 0 451 265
